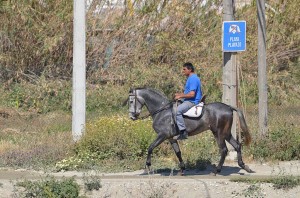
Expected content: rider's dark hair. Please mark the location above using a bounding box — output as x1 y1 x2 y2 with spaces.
183 62 195 72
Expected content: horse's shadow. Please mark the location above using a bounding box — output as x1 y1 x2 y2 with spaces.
139 164 249 177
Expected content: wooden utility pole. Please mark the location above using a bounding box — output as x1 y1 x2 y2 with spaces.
72 0 86 141
257 0 268 136
222 0 237 158
223 0 237 141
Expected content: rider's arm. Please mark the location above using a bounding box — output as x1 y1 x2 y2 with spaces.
175 91 195 100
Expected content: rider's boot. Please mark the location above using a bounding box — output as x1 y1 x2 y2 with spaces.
177 130 188 140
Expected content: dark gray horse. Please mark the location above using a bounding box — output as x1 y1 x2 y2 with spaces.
128 87 252 174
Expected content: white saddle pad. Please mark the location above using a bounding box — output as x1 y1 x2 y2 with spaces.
183 102 204 117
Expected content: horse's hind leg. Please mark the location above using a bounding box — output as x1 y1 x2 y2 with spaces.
169 139 185 175
227 135 253 173
215 139 228 173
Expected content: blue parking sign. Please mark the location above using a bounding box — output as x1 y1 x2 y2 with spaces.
222 21 246 52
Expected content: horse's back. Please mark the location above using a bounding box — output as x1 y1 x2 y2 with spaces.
205 102 234 116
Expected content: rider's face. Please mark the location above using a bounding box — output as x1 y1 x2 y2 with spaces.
182 67 192 77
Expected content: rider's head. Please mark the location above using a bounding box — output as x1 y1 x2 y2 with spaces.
183 62 195 72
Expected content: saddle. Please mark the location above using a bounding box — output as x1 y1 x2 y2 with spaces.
183 102 204 117
174 95 206 118
170 95 206 136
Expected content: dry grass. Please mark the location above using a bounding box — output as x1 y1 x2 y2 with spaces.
0 110 73 169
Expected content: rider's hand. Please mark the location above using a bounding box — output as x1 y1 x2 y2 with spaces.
174 93 183 100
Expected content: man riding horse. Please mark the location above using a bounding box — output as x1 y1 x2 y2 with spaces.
175 62 202 140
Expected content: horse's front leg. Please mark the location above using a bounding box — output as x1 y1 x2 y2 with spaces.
145 134 166 172
169 139 185 175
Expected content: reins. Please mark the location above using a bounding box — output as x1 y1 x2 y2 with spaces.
139 101 174 120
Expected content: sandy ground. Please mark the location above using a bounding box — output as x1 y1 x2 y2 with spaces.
0 160 299 198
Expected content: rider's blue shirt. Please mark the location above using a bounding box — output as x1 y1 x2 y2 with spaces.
184 73 202 104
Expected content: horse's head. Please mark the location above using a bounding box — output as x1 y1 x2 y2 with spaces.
128 88 145 120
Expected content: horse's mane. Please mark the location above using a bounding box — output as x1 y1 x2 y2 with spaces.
135 87 170 101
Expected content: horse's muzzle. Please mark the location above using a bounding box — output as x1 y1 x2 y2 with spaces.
130 116 137 121
129 113 139 120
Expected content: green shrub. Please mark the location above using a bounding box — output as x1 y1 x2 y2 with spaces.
15 176 80 198
56 116 157 171
77 116 156 160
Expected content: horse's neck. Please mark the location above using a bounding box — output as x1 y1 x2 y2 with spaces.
140 89 169 113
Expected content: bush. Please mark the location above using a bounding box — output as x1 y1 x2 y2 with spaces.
77 116 156 160
15 176 80 198
55 116 157 171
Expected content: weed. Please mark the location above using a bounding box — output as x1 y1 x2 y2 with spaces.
272 175 300 190
231 175 300 190
232 183 264 198
141 180 170 198
83 174 102 191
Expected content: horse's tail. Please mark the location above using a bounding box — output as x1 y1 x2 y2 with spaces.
231 106 251 146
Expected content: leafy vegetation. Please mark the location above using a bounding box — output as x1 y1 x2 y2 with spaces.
15 176 80 198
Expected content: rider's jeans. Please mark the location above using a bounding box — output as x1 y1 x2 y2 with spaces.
176 101 195 131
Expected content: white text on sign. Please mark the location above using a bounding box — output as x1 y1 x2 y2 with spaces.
228 37 241 47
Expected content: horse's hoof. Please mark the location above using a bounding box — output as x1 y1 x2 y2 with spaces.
244 165 255 173
144 165 152 174
212 168 221 175
143 168 149 174
178 169 185 176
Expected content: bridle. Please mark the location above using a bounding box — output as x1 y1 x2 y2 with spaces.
129 89 144 119
129 89 174 120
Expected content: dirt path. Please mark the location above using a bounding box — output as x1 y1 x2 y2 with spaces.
0 161 300 197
